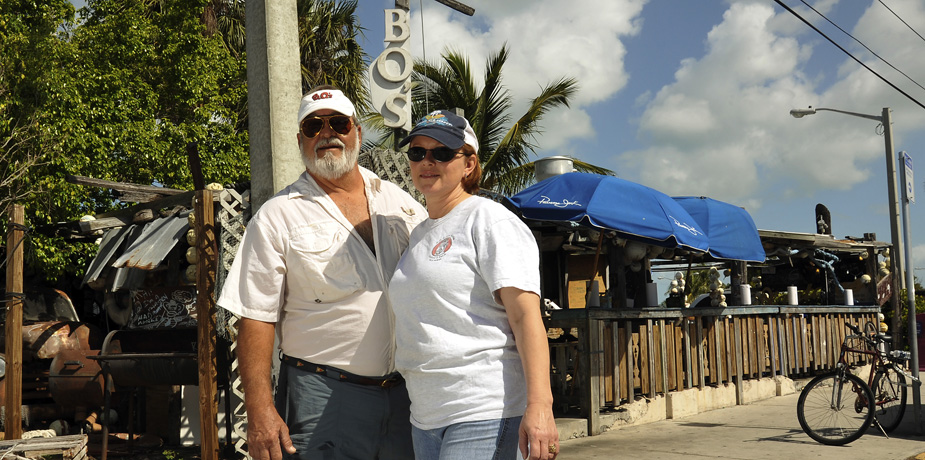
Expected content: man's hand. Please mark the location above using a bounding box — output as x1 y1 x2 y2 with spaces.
237 318 296 460
246 404 297 460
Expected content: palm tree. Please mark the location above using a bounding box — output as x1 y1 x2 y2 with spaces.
296 0 371 115
201 0 245 57
398 45 612 195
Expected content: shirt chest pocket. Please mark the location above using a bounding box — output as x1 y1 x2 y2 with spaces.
289 224 363 304
378 216 412 264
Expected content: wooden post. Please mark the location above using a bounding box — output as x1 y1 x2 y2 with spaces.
195 190 219 460
4 205 24 440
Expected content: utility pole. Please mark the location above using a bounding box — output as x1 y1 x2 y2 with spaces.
245 0 302 211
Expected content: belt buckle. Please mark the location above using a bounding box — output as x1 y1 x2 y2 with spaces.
380 374 400 388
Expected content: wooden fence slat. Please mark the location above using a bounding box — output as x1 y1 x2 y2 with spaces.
659 320 669 394
705 317 722 385
612 322 621 404
814 315 822 371
726 317 735 385
769 317 779 376
713 317 724 383
646 320 656 398
673 323 684 390
733 317 744 404
755 317 763 376
683 319 693 389
778 316 789 377
599 320 607 403
748 316 758 377
626 321 635 402
800 314 811 373
696 318 706 389
789 316 796 373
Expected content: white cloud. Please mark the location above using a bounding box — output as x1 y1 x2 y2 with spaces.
619 0 925 211
402 0 925 219
408 0 647 150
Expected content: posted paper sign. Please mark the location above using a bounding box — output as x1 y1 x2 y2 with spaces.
903 151 914 204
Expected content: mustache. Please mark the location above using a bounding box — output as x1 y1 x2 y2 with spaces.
314 137 346 155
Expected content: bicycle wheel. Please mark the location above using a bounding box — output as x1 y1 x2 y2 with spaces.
797 372 875 445
872 367 907 433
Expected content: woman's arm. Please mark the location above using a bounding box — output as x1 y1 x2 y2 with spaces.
499 286 559 460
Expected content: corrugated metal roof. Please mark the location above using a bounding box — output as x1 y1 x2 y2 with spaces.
82 225 133 287
112 210 191 270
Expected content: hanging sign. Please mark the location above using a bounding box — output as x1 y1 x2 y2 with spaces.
903 151 914 204
368 9 413 131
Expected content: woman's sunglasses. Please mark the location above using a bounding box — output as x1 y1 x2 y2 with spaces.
300 114 353 138
406 146 463 162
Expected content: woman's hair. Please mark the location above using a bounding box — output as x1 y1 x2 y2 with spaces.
460 144 481 194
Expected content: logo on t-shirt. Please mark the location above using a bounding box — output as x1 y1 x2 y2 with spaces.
430 236 453 260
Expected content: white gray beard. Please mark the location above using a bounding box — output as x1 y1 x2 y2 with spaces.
302 136 359 180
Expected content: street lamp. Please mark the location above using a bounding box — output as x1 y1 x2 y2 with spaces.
790 105 904 334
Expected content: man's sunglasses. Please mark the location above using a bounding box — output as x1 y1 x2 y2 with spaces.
300 114 354 138
406 146 464 162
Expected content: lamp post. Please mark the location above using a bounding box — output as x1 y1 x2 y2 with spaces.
790 106 904 339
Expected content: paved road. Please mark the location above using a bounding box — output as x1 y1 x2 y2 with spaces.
557 388 925 459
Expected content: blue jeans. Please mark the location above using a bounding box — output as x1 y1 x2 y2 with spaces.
275 362 413 460
411 416 522 460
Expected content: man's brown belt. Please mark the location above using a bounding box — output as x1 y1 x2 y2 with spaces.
280 354 404 388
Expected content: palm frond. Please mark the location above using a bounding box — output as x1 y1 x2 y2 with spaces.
296 0 370 115
368 44 612 198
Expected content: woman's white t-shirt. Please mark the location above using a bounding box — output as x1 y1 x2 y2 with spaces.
389 196 541 430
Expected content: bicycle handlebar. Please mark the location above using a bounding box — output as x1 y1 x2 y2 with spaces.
845 322 862 335
843 322 887 349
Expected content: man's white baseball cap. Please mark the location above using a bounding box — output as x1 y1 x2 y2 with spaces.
297 89 356 127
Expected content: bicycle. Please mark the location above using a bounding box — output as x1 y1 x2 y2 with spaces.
796 321 919 445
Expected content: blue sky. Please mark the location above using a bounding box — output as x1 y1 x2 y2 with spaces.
66 1 925 281
359 0 925 280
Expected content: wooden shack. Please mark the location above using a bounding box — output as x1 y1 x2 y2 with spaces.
536 224 891 435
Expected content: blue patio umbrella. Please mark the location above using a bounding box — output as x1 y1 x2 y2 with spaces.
506 172 710 252
672 196 766 262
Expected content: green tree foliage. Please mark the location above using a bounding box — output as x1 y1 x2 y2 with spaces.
2 0 249 283
0 0 72 219
404 45 612 195
296 0 370 115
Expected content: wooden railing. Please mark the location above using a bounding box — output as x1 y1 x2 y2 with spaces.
545 305 880 434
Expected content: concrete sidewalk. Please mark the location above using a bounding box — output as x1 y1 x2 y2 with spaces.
556 387 925 459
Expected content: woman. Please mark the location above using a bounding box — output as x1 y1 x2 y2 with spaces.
389 110 559 460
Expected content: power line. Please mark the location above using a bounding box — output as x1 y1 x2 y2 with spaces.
798 0 925 94
772 0 925 111
877 0 925 45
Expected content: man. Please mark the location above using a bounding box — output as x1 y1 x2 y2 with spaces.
218 86 425 460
